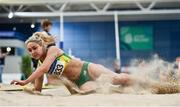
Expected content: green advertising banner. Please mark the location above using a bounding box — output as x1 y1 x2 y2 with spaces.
120 26 153 50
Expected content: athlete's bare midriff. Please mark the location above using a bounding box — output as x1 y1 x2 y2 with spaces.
63 58 84 81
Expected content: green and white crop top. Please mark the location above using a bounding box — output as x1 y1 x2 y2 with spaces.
38 53 71 76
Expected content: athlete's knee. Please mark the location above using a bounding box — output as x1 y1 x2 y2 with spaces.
80 81 97 92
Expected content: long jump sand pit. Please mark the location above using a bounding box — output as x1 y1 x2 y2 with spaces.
0 84 180 107
1 57 180 106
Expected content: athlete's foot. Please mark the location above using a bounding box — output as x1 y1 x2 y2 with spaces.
71 87 85 94
81 90 96 95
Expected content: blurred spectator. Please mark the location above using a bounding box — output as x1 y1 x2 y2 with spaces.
0 48 8 83
41 19 56 85
114 59 121 73
175 57 180 70
41 18 53 36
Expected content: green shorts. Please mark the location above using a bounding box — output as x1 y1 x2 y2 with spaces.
75 62 91 87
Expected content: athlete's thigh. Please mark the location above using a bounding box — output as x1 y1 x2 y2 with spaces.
88 63 116 80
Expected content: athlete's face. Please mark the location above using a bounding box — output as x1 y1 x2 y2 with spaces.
26 42 44 60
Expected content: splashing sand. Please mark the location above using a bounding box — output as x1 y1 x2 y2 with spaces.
95 55 180 94
46 55 180 95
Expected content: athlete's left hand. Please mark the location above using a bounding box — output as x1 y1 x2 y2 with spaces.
10 80 26 86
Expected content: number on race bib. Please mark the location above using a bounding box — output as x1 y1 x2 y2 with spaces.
54 64 63 75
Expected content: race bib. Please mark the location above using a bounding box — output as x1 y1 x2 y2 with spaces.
48 53 71 76
52 60 65 75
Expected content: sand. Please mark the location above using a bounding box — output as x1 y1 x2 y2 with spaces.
1 57 180 106
0 84 180 107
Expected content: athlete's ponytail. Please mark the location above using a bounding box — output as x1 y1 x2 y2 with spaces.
25 32 55 47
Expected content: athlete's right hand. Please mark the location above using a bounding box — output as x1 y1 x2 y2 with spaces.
10 80 26 86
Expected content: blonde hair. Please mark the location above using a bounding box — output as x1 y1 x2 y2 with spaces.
25 32 55 47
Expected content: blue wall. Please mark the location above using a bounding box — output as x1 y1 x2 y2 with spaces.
63 22 116 69
0 23 38 41
54 20 180 68
1 20 180 69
